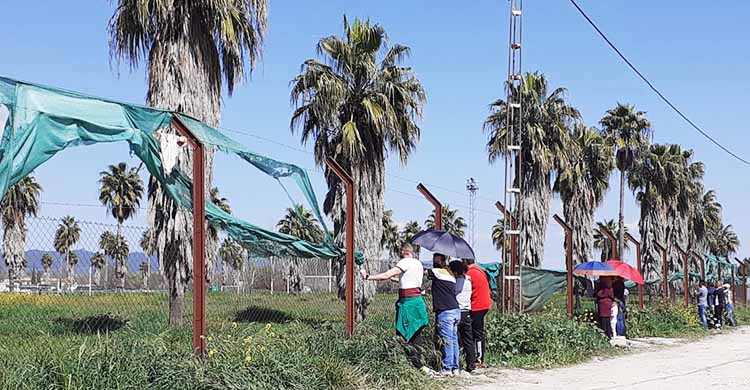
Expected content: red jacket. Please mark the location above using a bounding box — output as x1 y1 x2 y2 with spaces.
596 287 614 317
466 265 492 311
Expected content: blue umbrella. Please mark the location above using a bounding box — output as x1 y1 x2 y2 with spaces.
573 261 618 276
411 230 475 260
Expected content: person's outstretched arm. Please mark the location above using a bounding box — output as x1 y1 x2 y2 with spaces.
361 267 402 282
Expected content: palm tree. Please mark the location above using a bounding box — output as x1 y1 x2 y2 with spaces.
91 252 106 286
400 221 422 258
1 175 42 291
109 0 268 327
208 187 232 288
691 190 722 257
54 216 81 289
219 238 246 292
99 231 115 288
381 209 401 260
593 219 629 261
491 218 506 252
67 252 80 287
600 103 652 261
629 144 684 294
41 253 54 284
100 231 130 290
709 223 740 259
484 72 580 266
425 205 467 238
290 17 425 319
554 125 613 264
98 162 143 232
277 204 324 293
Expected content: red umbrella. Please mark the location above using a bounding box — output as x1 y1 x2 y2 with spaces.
604 260 644 285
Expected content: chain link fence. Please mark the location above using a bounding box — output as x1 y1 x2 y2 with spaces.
0 216 399 357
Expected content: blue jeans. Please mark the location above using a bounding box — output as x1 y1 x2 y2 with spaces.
698 305 707 329
726 304 736 326
436 309 460 370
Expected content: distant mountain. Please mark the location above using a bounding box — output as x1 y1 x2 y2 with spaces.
0 249 158 274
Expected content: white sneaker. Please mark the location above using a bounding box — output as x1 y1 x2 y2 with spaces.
420 366 438 377
439 369 454 377
454 370 473 379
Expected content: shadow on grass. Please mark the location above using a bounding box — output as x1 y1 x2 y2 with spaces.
234 306 296 324
55 314 128 335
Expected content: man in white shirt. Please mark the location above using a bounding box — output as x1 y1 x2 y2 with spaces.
361 244 431 374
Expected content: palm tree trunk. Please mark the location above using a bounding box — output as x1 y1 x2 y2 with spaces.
146 38 220 327
618 170 626 260
519 172 552 267
3 224 26 292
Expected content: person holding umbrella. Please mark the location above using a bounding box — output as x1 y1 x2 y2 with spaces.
360 244 432 374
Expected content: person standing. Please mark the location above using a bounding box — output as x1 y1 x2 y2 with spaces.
428 253 460 376
697 280 708 329
464 258 492 368
361 244 432 374
723 283 736 326
715 283 727 328
451 260 475 374
596 278 615 339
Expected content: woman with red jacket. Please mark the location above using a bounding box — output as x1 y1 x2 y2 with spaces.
596 278 615 339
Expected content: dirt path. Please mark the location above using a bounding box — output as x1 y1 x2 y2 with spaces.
466 327 750 390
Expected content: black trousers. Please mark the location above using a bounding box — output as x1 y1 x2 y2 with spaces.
458 311 476 371
403 326 425 369
470 309 488 364
599 316 613 338
715 305 724 328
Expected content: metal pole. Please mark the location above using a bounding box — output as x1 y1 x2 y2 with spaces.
496 202 518 312
597 224 618 260
744 261 748 306
553 214 573 318
675 245 689 307
173 117 207 357
625 233 644 309
654 241 668 304
417 183 442 231
326 157 355 337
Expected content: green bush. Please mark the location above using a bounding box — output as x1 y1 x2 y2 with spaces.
484 310 610 368
627 304 703 338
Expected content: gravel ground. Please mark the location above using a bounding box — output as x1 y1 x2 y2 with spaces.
465 327 750 390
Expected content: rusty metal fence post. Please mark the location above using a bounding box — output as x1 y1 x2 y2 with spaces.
624 233 644 309
675 245 689 307
552 214 574 318
597 224 618 260
325 157 355 337
417 184 442 231
172 118 207 356
654 241 668 304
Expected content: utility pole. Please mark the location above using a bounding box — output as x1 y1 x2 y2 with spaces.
466 178 479 248
501 0 524 313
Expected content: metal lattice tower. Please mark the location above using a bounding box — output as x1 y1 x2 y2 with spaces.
466 178 479 248
502 0 524 313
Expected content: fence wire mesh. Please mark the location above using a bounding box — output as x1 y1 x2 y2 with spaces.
0 215 396 358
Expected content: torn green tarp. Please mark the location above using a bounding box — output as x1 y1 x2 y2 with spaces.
477 262 571 312
0 75 352 261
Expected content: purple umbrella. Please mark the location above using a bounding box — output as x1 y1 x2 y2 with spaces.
410 230 475 260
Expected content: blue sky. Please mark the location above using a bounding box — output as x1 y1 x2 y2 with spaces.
1 1 749 269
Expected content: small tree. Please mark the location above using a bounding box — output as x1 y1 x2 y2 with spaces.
276 205 324 293
91 252 106 285
41 253 54 284
425 205 466 237
219 238 246 293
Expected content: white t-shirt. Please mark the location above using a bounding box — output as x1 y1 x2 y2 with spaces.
395 257 424 290
455 275 473 311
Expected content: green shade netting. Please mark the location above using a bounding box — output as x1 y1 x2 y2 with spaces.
477 262 572 312
0 75 351 261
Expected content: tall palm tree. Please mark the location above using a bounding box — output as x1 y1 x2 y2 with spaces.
709 223 740 259
554 125 613 264
99 231 115 288
600 103 652 261
277 204 324 293
219 238 246 292
98 162 144 233
290 17 425 319
91 252 106 286
593 219 629 261
425 205 467 238
109 0 268 327
100 231 130 290
691 190 722 257
381 209 401 260
1 175 42 291
208 187 231 288
41 253 54 284
484 72 579 266
54 216 81 289
400 221 422 258
629 144 684 294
